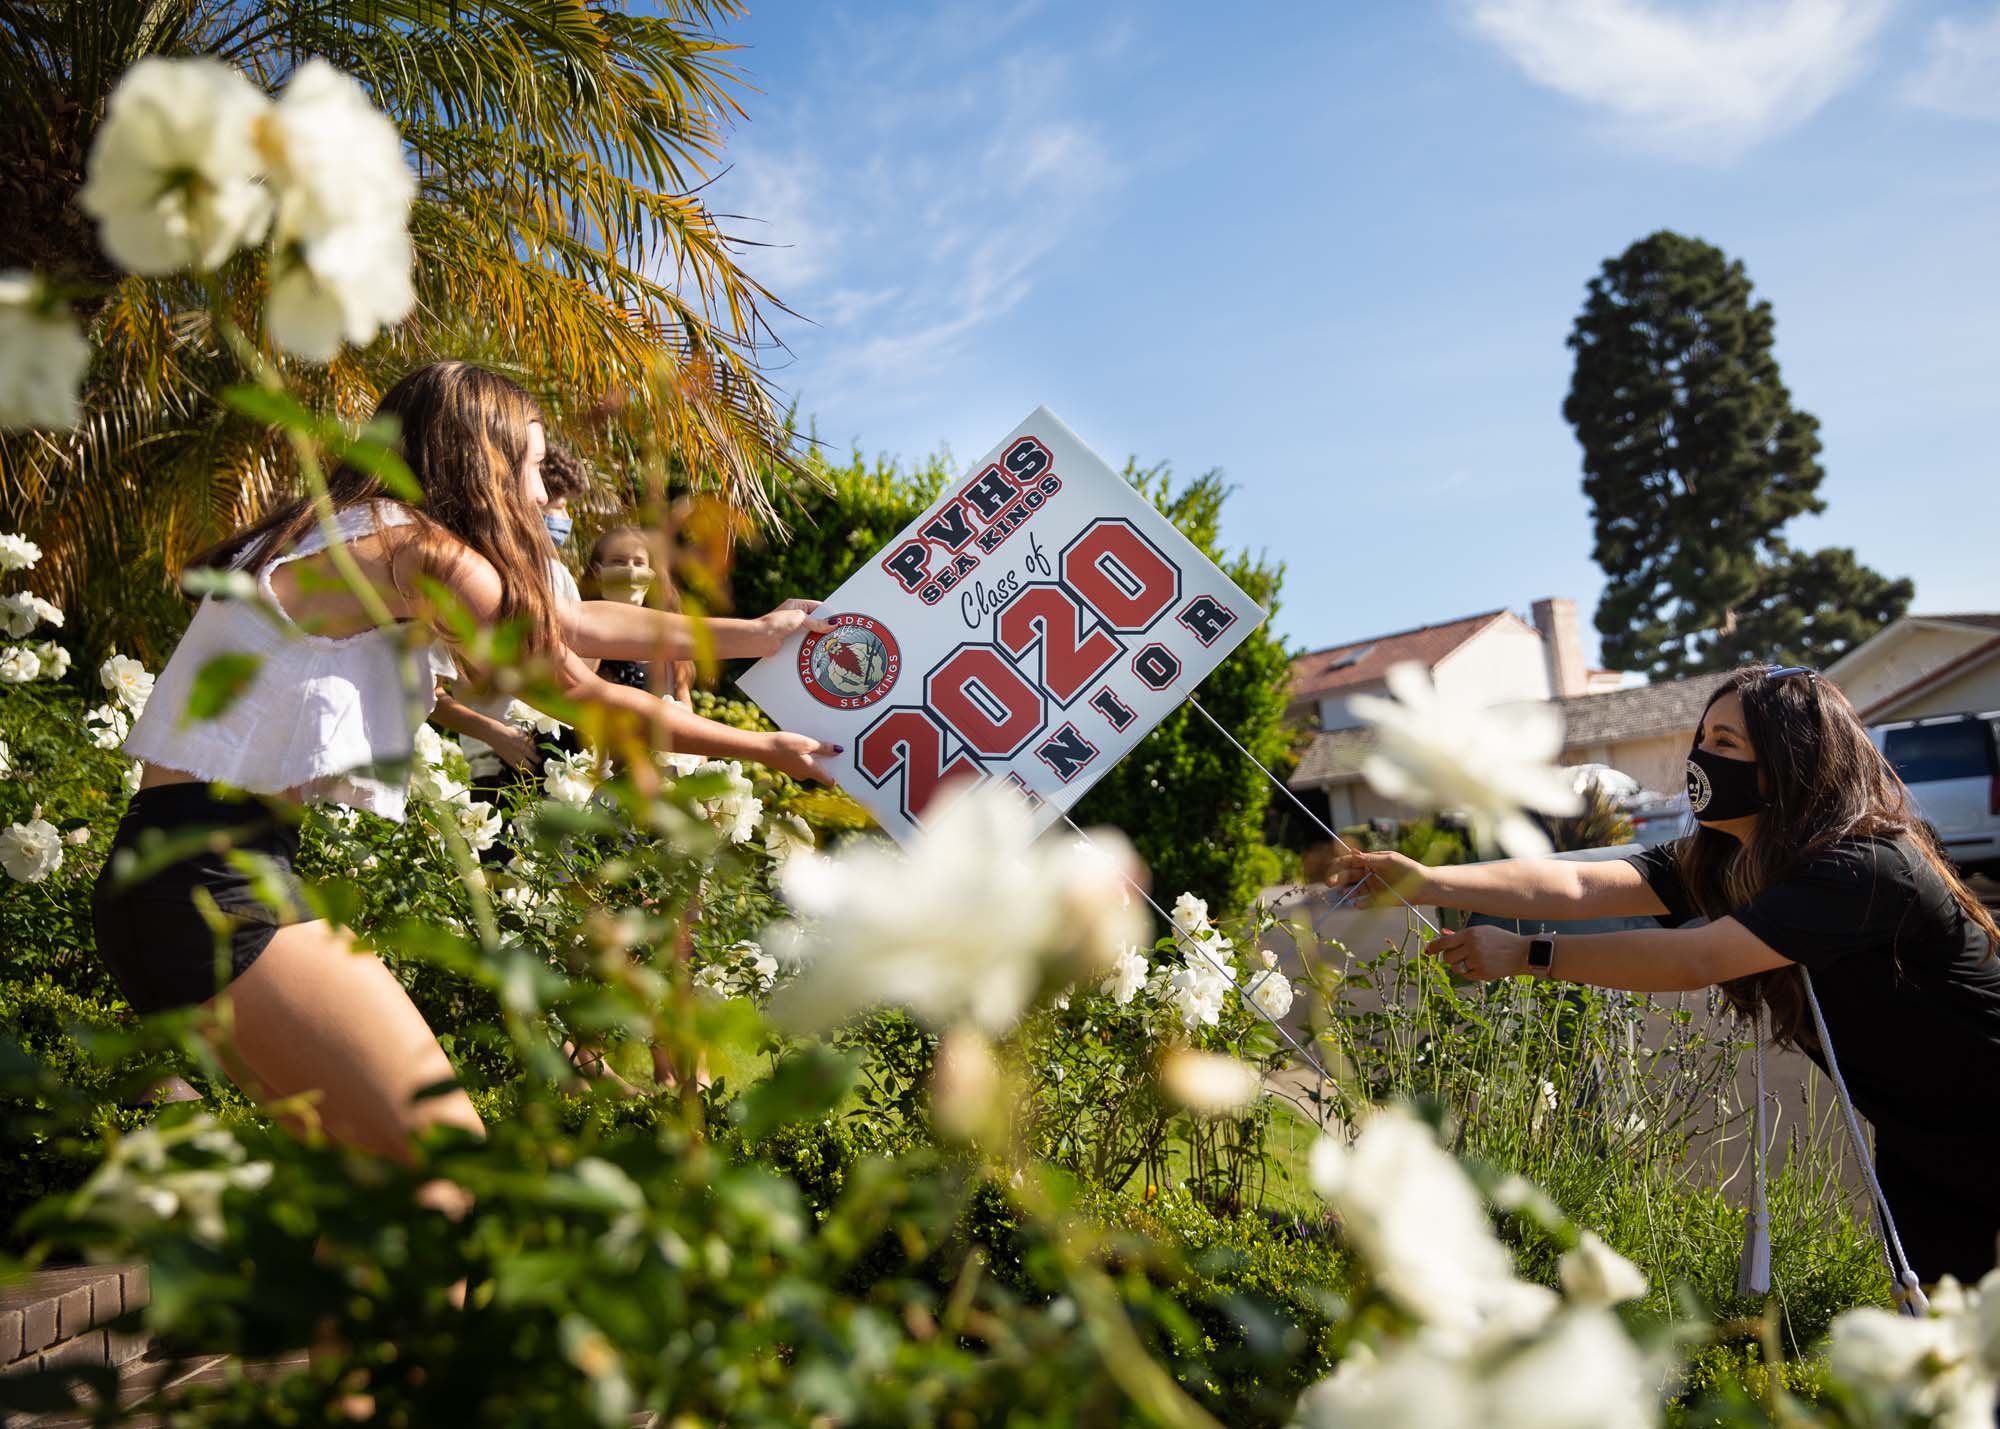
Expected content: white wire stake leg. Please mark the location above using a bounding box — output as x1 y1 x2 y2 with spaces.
1803 970 1929 1315
1057 813 1334 1097
1177 692 1442 939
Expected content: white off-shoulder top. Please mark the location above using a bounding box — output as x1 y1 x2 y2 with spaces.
124 502 453 820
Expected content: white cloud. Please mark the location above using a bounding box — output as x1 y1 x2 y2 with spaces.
719 146 837 292
1464 0 1894 158
1903 3 2000 120
709 14 1120 414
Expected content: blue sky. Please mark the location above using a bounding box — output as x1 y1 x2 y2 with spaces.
705 1 2000 664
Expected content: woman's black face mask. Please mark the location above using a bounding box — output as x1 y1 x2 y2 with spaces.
1686 744 1765 824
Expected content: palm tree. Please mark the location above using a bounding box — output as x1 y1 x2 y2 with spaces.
0 0 798 662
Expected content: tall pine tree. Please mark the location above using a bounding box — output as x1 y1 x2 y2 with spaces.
1564 231 1910 680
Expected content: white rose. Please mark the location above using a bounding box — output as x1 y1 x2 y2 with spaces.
543 751 599 807
77 57 274 274
0 274 90 430
0 591 62 637
85 703 131 750
1170 891 1210 934
450 796 503 855
1100 944 1149 1006
32 641 70 680
0 645 39 682
0 532 42 572
122 761 144 795
505 700 566 737
99 653 154 714
1245 968 1295 1021
0 818 64 882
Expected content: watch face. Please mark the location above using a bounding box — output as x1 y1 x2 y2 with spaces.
1528 938 1554 969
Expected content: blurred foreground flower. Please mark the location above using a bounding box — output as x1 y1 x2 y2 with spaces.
768 785 1146 1036
1308 1106 1556 1351
1293 1307 1655 1429
1829 1269 2000 1426
261 60 417 360
0 274 89 430
1160 1049 1262 1115
72 1114 273 1249
1350 662 1582 858
78 57 274 274
1559 1230 1648 1307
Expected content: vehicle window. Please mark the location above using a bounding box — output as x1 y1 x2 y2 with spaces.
1883 721 1998 783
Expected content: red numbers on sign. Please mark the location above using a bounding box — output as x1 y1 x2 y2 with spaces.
855 708 982 825
994 583 1122 706
925 645 1046 758
860 517 1195 825
1060 519 1180 633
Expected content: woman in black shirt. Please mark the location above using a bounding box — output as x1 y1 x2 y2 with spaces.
1329 664 2000 1285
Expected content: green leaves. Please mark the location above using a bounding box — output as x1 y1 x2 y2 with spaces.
177 651 261 726
729 1044 857 1142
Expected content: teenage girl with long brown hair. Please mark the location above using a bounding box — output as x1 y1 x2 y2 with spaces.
92 361 839 1170
1330 664 2000 1285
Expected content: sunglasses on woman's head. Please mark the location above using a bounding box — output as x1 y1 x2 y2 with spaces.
1767 665 1818 684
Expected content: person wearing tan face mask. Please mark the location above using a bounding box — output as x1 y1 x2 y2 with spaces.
587 525 695 705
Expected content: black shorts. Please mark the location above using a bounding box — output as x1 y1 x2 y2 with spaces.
90 784 310 1015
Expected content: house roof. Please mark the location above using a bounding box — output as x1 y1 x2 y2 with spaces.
1289 671 1732 789
1860 634 2000 722
1557 671 1735 746
1824 613 2000 679
1288 610 1509 703
1291 727 1379 787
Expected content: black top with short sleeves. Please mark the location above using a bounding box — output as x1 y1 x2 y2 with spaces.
1627 835 2000 1167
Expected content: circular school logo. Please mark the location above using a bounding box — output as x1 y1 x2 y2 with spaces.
799 614 901 709
1685 758 1713 815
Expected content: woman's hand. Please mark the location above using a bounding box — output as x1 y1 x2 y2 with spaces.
753 599 837 656
1425 924 1528 982
1326 850 1435 907
489 725 539 773
763 730 843 786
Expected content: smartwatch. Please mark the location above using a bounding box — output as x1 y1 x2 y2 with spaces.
1527 934 1556 976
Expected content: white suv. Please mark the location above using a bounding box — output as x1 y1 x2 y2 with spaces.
1874 712 2000 878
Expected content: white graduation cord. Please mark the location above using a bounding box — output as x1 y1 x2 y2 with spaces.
1738 1005 1772 1297
1799 970 1929 1315
1056 812 1336 1093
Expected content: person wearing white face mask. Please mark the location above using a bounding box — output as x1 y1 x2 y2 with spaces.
586 525 695 706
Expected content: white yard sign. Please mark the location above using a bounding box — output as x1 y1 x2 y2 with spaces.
739 407 1266 843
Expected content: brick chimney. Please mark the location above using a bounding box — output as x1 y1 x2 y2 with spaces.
1532 597 1587 699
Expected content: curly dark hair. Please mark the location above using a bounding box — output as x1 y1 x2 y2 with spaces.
540 444 593 502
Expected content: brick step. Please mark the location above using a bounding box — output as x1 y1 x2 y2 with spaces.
0 1265 149 1381
6 1348 308 1428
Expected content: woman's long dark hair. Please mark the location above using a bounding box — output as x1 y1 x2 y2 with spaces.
192 361 560 653
1676 665 1999 1048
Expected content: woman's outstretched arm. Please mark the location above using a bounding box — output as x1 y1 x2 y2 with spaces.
559 597 834 662
1423 918 1791 992
406 539 839 785
1327 849 1672 921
